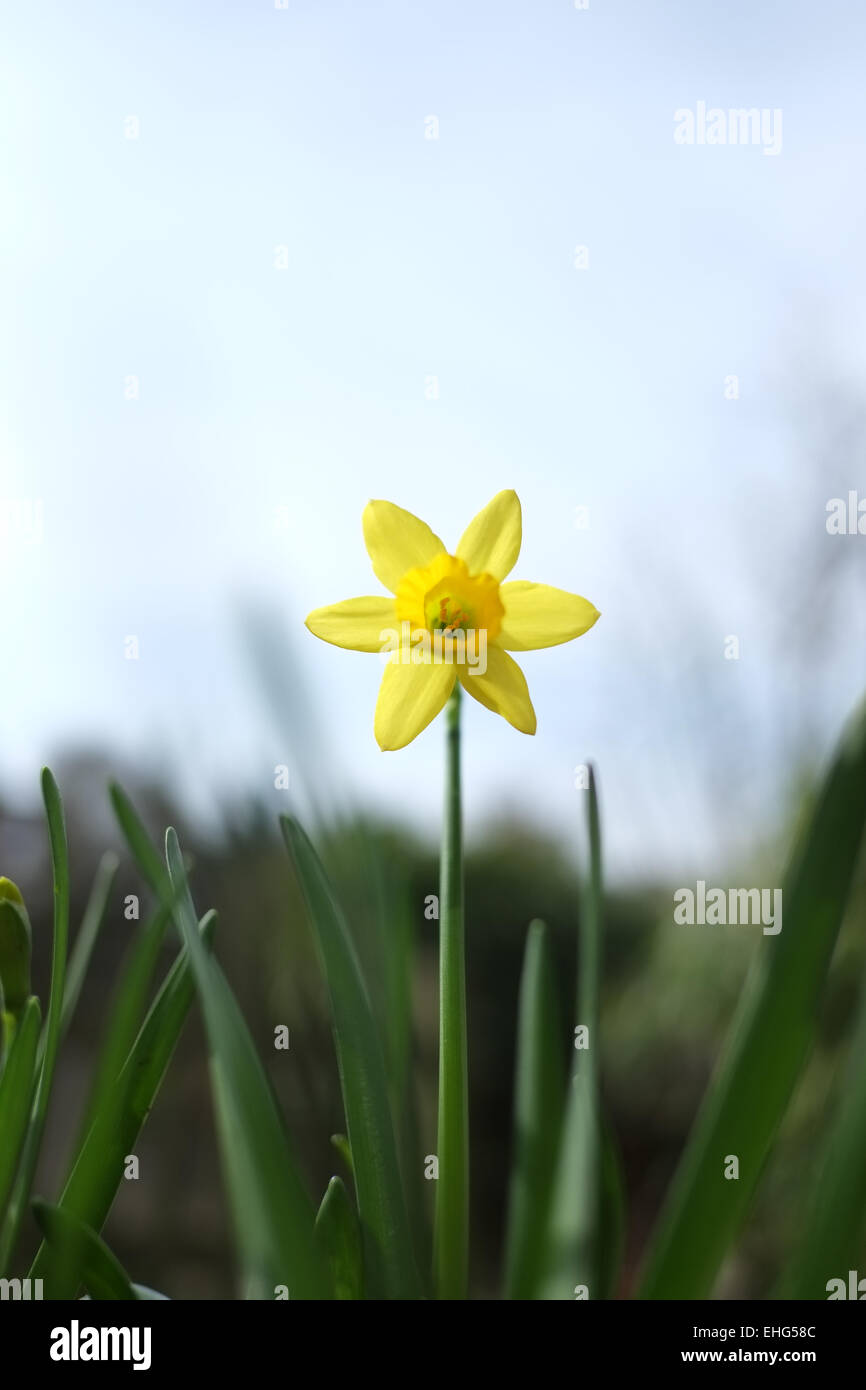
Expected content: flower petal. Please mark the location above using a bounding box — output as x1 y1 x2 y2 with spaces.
305 597 398 652
456 490 522 581
459 646 536 734
374 659 456 750
498 581 600 651
363 500 446 594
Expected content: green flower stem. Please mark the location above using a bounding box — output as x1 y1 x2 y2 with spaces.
434 684 468 1299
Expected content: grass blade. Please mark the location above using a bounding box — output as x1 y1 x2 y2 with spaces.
32 1200 136 1300
30 913 217 1293
0 769 70 1269
538 767 604 1299
62 851 119 1038
315 1176 363 1300
364 830 430 1280
503 920 565 1299
282 814 422 1301
598 1116 627 1300
330 1133 354 1177
110 784 169 894
780 955 866 1297
0 998 41 1245
166 827 328 1300
73 901 172 1151
639 694 866 1299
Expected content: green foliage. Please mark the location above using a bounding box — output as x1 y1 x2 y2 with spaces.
639 695 866 1299
282 815 421 1300
2 689 866 1300
503 920 565 1298
0 773 213 1297
315 1176 363 1300
537 768 605 1299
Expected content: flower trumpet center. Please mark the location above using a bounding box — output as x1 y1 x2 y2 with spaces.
396 553 504 644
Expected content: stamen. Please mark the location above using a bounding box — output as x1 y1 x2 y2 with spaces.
436 595 467 634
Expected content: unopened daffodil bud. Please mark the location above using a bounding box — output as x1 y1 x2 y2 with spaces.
0 877 32 1020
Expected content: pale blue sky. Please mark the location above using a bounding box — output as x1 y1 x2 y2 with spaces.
2 1 865 877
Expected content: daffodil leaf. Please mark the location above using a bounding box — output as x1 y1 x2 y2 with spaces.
281 814 423 1300
165 827 329 1300
330 1133 354 1177
315 1176 363 1300
597 1113 627 1300
780 950 866 1297
30 912 217 1295
73 900 173 1157
639 694 866 1299
353 820 429 1279
61 851 119 1038
109 783 169 895
0 770 70 1271
108 784 328 1299
537 768 604 1299
503 920 566 1299
32 1199 136 1300
0 997 41 1246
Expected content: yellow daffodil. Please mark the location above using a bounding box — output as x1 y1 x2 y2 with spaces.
305 490 600 750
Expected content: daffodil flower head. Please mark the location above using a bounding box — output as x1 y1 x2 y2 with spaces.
305 490 600 750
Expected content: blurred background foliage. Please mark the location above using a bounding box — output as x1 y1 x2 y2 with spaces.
6 746 864 1298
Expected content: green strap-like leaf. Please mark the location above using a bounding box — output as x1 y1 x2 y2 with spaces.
0 769 70 1270
597 1115 627 1300
62 851 119 1038
109 785 328 1298
109 783 169 893
0 997 41 1249
73 901 173 1157
780 949 866 1297
362 826 429 1282
639 694 866 1299
537 768 605 1299
30 913 217 1294
330 1133 354 1177
32 1199 136 1300
503 920 565 1299
282 815 422 1300
315 1176 363 1299
165 827 329 1300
